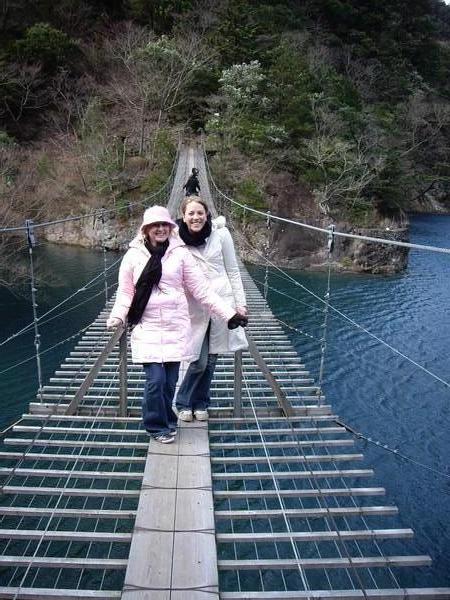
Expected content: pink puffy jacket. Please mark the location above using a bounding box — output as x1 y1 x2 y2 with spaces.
109 233 235 364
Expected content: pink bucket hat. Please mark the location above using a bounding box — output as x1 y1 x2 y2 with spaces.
141 206 176 231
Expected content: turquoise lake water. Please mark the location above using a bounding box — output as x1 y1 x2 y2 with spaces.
0 214 449 586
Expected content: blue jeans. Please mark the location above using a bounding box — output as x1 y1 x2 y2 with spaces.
142 362 179 435
176 330 218 412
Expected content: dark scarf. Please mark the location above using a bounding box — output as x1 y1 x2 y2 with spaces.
127 238 169 328
176 215 212 247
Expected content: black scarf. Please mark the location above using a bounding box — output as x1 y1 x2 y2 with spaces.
176 215 212 247
127 238 169 328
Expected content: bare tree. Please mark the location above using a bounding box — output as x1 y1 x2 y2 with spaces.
104 22 213 157
302 94 384 215
0 63 44 123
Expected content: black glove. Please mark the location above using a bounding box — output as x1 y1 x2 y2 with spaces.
227 313 249 329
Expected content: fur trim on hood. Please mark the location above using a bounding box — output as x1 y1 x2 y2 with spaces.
213 215 226 229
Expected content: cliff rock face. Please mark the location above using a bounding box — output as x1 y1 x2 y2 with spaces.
43 172 410 274
44 212 140 251
238 220 409 274
236 172 409 274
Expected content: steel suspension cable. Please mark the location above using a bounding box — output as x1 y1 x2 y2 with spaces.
0 147 180 235
203 149 450 256
240 369 372 596
240 374 312 595
11 360 123 599
0 255 122 348
230 221 450 392
240 236 450 482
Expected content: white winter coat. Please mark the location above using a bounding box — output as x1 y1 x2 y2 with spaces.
186 217 248 356
109 232 235 364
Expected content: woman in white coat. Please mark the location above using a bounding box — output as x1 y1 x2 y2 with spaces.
175 197 248 421
106 205 240 444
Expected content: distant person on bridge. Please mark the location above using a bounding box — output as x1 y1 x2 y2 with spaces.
106 205 246 444
175 197 248 422
183 167 201 196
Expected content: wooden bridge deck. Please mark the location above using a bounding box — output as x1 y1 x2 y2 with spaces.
0 264 448 598
0 146 449 598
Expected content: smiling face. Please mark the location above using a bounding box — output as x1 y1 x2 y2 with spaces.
143 222 171 245
182 200 208 233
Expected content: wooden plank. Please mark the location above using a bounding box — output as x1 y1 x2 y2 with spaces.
12 425 145 435
212 469 374 480
208 426 346 436
216 529 414 543
0 556 128 569
0 506 136 519
215 506 398 519
0 452 146 463
214 487 385 499
4 438 148 449
210 439 354 449
65 323 126 415
0 467 143 479
0 589 121 599
220 590 450 599
123 422 219 599
210 453 364 464
218 555 432 570
2 485 139 497
0 529 132 542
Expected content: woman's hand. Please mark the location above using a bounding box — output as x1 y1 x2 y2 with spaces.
236 306 248 317
106 317 123 330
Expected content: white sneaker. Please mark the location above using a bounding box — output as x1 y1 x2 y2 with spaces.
194 409 208 421
153 434 175 444
178 410 193 422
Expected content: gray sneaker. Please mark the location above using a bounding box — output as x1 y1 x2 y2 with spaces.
194 409 208 421
153 433 175 444
178 410 193 422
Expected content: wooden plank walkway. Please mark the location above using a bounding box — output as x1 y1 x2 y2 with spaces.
0 145 448 598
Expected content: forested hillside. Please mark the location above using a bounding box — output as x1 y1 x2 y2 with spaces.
1 0 450 279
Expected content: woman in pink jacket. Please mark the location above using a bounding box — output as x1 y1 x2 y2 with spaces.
107 206 239 444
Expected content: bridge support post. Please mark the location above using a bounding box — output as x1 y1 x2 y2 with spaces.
119 328 128 417
233 350 243 417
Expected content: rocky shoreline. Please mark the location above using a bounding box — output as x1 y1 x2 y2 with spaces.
44 209 412 275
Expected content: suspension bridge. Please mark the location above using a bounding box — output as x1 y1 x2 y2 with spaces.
0 144 449 598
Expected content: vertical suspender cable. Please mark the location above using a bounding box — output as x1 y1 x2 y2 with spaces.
317 224 334 407
25 219 43 403
100 208 109 302
263 211 271 301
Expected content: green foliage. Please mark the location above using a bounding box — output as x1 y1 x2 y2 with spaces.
36 153 55 178
94 146 120 193
14 23 76 71
266 41 316 141
0 131 15 146
115 194 132 219
140 128 176 194
127 0 192 32
347 197 377 227
340 256 353 268
211 0 261 65
77 97 106 145
235 178 267 211
219 60 267 112
173 65 220 128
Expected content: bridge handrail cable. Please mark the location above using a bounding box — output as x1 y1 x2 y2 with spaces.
0 142 180 235
203 149 450 256
4 360 123 597
227 217 450 392
0 257 121 348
